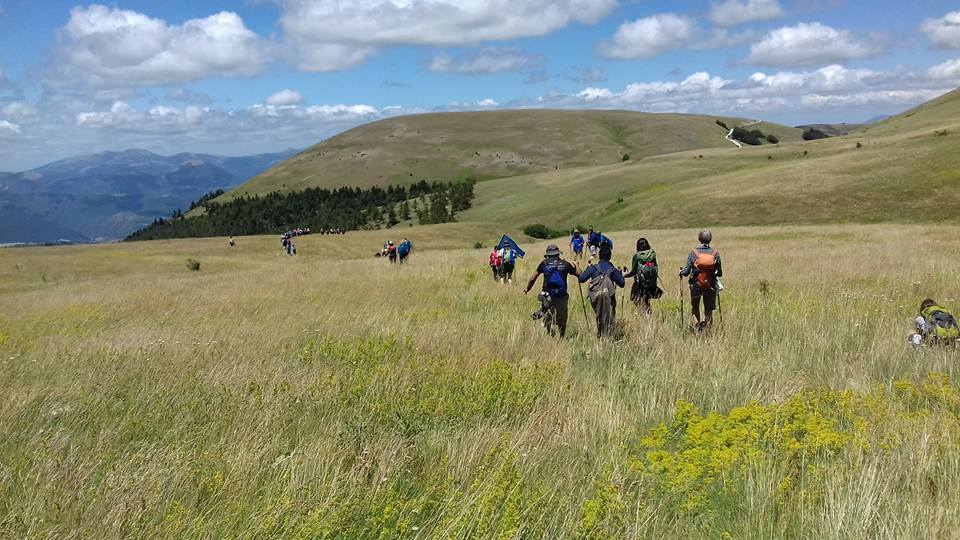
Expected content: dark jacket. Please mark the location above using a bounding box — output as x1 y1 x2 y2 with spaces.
579 260 625 287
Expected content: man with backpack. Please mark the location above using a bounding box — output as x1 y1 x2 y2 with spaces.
498 244 516 284
624 237 661 314
525 244 580 337
398 238 412 263
910 299 959 347
679 229 722 330
489 245 502 282
579 244 625 338
587 226 602 259
569 229 585 261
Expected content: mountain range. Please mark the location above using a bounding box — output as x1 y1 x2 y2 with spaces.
0 148 297 243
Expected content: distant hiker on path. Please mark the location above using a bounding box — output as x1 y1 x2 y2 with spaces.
570 229 585 261
386 241 398 263
580 244 625 338
525 244 580 338
679 229 722 331
398 238 412 263
909 299 959 347
623 237 661 314
489 245 502 281
587 226 602 259
498 244 516 284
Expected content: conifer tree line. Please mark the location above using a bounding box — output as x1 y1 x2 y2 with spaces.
125 179 475 241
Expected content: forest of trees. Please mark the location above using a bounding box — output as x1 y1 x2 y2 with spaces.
125 179 476 241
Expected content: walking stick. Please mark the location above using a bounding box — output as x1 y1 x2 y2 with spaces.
577 279 592 335
716 287 722 327
677 274 685 329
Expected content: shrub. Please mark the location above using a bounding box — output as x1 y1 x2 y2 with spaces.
473 241 484 249
716 120 728 130
730 127 764 146
621 154 630 162
523 224 567 239
765 134 779 144
185 259 200 271
802 128 830 141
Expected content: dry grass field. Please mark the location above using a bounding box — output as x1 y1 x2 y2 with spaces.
2 223 958 538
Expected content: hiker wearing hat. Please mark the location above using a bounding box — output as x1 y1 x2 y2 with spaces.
579 243 625 338
679 229 722 330
525 244 580 337
569 229 585 262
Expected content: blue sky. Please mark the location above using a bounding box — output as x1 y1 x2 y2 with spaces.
1 0 959 170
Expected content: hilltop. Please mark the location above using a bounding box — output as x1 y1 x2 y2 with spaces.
229 110 803 196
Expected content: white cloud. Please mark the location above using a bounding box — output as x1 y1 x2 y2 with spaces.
476 98 498 108
921 11 960 49
428 48 539 74
2 102 37 119
266 89 304 106
578 87 614 101
0 119 20 135
746 22 880 67
50 5 268 87
165 88 212 104
709 0 784 28
600 13 697 59
280 0 617 71
801 90 948 108
927 58 960 81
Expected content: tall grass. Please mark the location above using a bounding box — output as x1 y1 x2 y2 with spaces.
0 223 958 538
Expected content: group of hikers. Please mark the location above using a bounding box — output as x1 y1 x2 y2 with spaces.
379 238 413 263
488 243 519 284
523 228 721 339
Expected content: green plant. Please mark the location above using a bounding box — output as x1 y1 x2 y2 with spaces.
523 224 566 239
185 258 200 271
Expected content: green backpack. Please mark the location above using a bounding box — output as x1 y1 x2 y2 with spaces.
921 304 960 342
635 249 658 288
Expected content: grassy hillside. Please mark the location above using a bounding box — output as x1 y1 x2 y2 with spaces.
2 223 959 537
462 89 960 230
229 110 803 197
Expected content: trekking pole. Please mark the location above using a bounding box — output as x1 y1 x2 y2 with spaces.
716 287 723 327
677 274 685 330
577 280 591 333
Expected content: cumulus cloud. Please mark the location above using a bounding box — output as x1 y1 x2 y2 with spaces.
265 89 304 106
921 11 960 49
709 0 784 28
600 13 698 59
49 5 268 87
746 22 881 67
0 119 20 135
165 88 212 104
800 90 948 108
927 58 960 81
280 0 617 71
428 48 539 74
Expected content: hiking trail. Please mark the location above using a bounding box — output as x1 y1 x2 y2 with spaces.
724 119 763 148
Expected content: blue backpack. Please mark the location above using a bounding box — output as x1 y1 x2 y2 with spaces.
543 259 567 296
398 241 410 256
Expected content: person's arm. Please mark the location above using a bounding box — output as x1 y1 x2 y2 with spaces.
613 267 626 288
680 251 694 277
578 264 594 283
624 254 638 279
524 271 541 294
571 261 581 278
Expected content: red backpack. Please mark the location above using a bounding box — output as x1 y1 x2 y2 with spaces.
692 249 718 289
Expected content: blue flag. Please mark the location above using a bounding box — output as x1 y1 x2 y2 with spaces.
496 234 525 259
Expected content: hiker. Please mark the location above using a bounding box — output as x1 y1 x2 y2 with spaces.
386 241 398 263
587 226 602 258
570 229 585 261
398 238 412 263
579 244 625 338
498 243 516 284
524 244 580 337
489 245 502 281
623 237 661 314
228 235 235 247
679 229 722 330
909 299 959 347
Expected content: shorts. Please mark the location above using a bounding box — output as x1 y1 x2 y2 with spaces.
588 244 598 256
690 285 717 311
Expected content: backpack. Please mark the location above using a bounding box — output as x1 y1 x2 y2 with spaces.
692 249 718 290
504 248 515 265
922 305 960 342
543 259 567 297
398 242 410 256
490 251 501 267
636 249 658 288
587 266 617 305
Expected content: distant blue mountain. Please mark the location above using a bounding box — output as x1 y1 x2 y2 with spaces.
0 148 298 243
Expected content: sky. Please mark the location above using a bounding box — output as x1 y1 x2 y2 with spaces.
1 0 959 171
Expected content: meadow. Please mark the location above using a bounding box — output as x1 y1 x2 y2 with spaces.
1 223 958 538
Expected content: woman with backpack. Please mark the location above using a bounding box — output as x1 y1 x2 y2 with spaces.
624 237 661 314
489 245 502 282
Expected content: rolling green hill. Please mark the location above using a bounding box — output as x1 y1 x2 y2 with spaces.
461 89 960 229
228 110 803 197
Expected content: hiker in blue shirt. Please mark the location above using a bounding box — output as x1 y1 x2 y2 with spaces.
569 229 585 262
525 244 581 337
579 244 625 338
587 226 602 258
